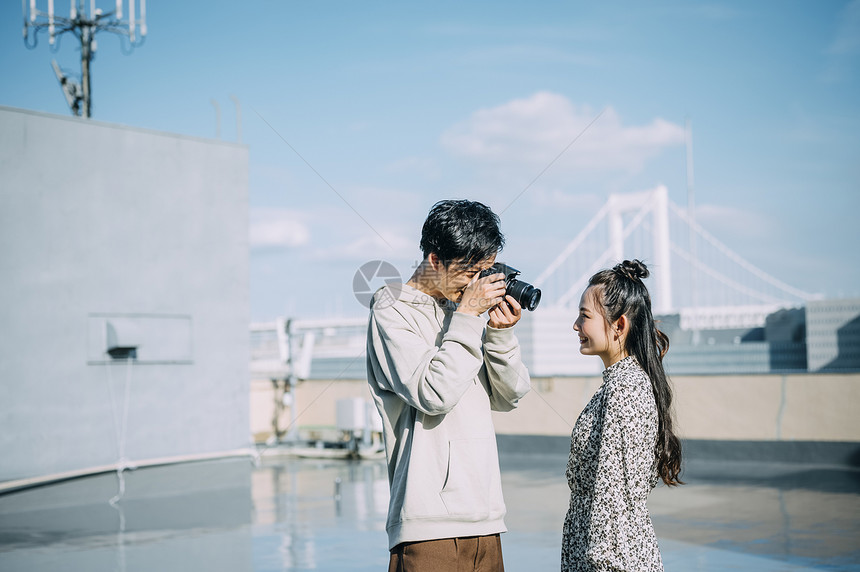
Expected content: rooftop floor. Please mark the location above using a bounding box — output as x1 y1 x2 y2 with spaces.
1 450 858 571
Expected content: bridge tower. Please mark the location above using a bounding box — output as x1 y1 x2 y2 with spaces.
536 185 816 315
606 186 672 313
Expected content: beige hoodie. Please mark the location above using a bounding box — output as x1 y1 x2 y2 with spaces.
366 282 531 550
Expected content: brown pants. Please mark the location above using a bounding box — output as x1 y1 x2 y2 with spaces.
388 534 505 572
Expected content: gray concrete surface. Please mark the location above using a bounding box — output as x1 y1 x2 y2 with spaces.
1 450 858 571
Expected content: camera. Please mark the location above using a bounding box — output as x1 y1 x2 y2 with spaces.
479 263 542 311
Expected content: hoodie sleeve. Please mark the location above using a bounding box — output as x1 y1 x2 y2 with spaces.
481 325 531 412
367 299 486 416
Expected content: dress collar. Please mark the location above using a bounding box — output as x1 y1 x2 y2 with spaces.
602 355 636 381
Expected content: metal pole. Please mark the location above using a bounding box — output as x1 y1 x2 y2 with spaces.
286 319 298 442
270 378 282 441
81 23 92 117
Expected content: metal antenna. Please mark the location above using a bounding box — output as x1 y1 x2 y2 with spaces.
23 0 147 118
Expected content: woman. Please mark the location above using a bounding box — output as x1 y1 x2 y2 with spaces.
561 260 683 572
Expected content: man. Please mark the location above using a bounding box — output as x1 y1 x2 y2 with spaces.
366 199 531 572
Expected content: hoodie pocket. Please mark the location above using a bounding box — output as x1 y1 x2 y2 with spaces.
440 438 492 519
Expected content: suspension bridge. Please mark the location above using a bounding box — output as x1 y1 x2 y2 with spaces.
250 186 824 380
534 185 818 330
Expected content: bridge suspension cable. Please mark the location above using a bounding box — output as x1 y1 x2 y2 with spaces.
536 187 818 313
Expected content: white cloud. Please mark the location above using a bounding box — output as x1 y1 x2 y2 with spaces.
311 230 417 263
249 208 311 249
440 92 685 174
250 186 427 261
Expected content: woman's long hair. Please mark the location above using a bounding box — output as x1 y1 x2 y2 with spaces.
589 259 683 486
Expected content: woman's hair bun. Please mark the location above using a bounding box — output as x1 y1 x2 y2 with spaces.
614 259 649 281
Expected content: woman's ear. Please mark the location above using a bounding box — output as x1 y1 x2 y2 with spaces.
614 315 628 340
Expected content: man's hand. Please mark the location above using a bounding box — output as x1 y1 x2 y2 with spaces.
488 295 522 329
457 272 506 317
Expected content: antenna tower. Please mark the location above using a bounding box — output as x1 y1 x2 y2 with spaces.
22 0 147 118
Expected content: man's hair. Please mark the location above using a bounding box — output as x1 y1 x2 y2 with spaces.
419 199 504 266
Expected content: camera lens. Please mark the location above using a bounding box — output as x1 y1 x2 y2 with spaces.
507 279 542 311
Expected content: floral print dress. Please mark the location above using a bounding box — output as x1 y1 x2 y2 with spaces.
561 356 663 571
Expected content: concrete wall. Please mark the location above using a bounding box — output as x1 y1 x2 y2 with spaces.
496 373 860 442
251 378 372 442
0 107 250 482
252 373 860 444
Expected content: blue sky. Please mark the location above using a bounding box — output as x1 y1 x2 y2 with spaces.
2 1 858 320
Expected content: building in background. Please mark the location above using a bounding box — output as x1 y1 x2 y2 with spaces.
0 106 250 484
250 299 860 386
807 298 860 372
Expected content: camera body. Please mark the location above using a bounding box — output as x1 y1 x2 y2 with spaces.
479 263 542 311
